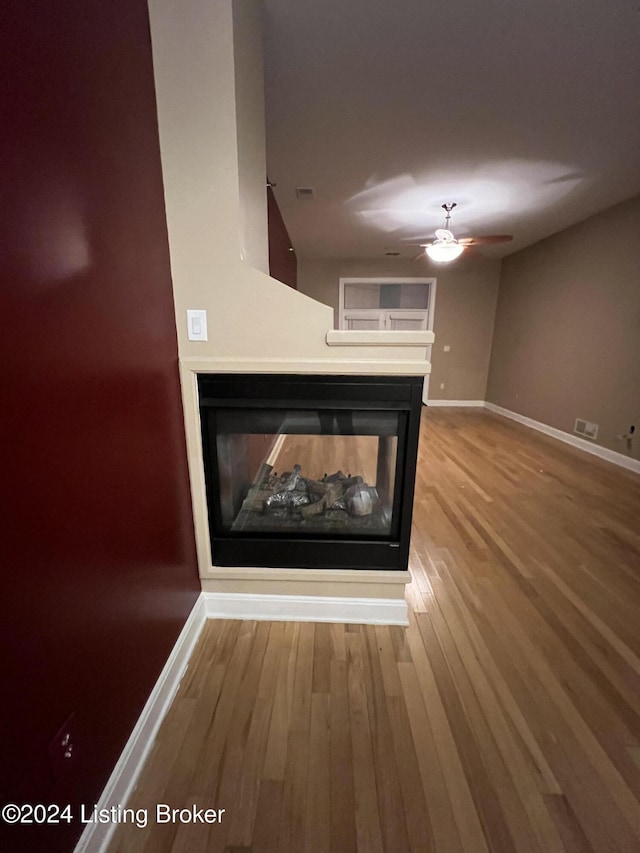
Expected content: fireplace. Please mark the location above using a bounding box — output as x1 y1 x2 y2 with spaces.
197 374 422 570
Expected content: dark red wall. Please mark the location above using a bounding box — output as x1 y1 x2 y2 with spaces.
267 185 298 289
0 2 200 850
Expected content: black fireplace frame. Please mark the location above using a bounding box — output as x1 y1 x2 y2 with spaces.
197 374 423 571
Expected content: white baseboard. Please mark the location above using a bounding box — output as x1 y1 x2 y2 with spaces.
204 591 409 626
74 594 207 853
426 399 486 407
484 402 640 475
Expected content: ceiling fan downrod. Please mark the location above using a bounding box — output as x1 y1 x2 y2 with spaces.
442 202 457 228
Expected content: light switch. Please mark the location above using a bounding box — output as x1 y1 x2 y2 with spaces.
187 309 208 341
443 345 451 352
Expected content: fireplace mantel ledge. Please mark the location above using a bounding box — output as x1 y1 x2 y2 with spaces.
180 356 431 376
326 330 434 346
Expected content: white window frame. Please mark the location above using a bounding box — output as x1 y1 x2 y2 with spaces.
341 309 387 330
385 311 429 330
338 277 437 331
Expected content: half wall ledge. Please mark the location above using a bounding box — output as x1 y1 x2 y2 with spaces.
326 329 435 346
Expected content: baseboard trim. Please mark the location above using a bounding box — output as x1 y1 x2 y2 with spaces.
74 594 207 853
204 591 409 626
484 402 640 475
426 399 486 407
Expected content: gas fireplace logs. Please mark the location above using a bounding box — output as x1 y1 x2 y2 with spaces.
239 463 382 523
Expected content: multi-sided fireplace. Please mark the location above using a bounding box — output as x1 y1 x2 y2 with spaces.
198 374 422 571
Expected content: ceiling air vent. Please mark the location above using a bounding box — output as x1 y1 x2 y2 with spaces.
295 187 315 201
574 418 599 440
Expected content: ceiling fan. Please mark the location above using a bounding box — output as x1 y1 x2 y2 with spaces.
410 203 513 263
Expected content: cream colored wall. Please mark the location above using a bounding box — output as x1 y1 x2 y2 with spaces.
147 0 430 599
298 256 501 401
147 0 428 365
487 194 640 461
148 0 332 362
232 0 269 274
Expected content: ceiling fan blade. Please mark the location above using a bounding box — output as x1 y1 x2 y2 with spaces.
458 235 513 246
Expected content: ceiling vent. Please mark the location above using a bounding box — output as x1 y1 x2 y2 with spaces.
295 187 315 201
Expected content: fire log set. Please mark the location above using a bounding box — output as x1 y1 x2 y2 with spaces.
241 463 381 521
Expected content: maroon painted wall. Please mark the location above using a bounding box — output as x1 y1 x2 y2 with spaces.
0 2 200 850
267 185 298 289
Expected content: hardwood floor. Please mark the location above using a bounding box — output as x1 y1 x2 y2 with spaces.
109 408 640 852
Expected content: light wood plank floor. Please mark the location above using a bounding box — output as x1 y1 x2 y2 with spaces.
110 408 640 852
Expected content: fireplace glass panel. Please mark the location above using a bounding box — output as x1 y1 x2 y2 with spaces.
214 409 400 538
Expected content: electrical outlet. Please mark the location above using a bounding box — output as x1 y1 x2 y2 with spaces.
440 383 445 390
48 713 78 785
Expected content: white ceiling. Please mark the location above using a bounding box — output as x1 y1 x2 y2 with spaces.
262 0 640 259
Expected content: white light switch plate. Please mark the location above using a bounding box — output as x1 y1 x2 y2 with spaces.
187 309 208 341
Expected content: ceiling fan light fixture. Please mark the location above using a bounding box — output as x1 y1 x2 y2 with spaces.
425 241 465 263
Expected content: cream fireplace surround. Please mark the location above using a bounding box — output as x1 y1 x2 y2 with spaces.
179 331 433 617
